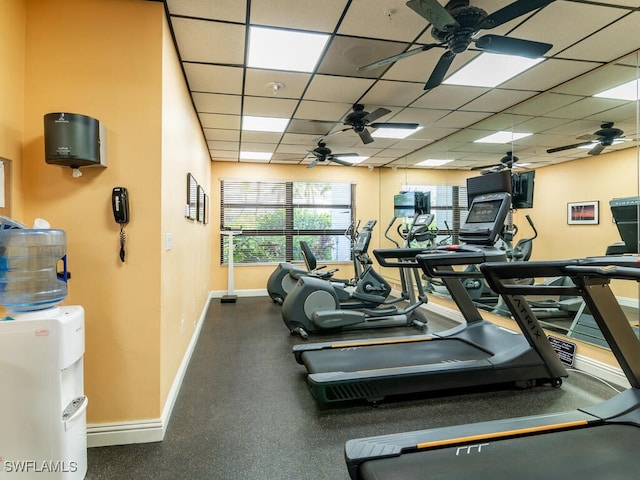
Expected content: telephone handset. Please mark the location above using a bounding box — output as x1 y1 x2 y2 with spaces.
112 187 129 262
112 187 129 224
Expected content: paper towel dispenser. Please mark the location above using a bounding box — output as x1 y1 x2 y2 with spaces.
44 113 107 173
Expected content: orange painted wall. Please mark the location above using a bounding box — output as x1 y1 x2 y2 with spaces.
18 0 212 425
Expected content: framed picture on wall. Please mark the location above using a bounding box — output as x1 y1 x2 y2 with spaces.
203 193 209 225
567 201 599 225
187 173 198 221
197 185 205 223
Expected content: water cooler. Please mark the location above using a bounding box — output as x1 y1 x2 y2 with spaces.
0 226 87 479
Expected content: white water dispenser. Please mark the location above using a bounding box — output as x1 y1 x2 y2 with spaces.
0 226 87 479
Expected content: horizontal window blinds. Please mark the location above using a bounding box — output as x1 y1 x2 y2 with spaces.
221 180 355 264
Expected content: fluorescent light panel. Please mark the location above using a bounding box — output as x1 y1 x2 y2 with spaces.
247 26 329 72
444 53 544 88
594 79 640 100
240 151 272 160
415 159 453 167
475 131 532 143
372 127 422 139
242 115 289 133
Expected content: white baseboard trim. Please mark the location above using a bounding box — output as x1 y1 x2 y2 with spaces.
87 295 212 448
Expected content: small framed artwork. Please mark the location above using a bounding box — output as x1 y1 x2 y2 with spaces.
197 185 205 223
567 201 599 225
187 173 198 220
203 193 209 225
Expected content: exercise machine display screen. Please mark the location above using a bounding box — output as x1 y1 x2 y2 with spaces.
465 199 502 224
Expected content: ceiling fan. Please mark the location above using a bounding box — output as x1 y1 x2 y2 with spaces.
471 151 523 174
320 103 419 144
359 0 555 90
306 142 359 168
546 122 629 156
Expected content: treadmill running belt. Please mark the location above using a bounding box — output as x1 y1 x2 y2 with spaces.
358 424 639 479
302 339 491 373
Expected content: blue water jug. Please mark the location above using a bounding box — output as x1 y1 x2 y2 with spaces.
0 229 68 312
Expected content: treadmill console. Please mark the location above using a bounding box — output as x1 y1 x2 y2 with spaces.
459 192 511 245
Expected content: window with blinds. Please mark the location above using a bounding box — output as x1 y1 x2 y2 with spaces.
401 184 468 244
220 180 356 265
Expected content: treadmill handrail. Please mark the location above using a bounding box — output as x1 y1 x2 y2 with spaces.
480 260 582 296
564 264 640 281
373 247 428 268
416 246 506 278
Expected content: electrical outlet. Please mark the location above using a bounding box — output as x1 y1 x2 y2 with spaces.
165 233 172 251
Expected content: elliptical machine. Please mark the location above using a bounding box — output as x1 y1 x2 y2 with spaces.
267 220 389 306
281 214 433 339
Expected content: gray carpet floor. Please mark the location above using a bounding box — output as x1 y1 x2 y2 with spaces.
86 296 621 479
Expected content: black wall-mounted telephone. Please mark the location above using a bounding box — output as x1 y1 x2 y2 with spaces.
112 187 129 262
112 187 129 224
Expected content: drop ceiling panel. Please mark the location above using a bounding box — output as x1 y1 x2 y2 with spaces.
242 96 298 117
243 69 311 98
208 140 239 151
546 97 628 120
360 80 427 106
461 89 539 114
183 64 244 94
203 129 240 142
510 2 631 57
199 113 240 129
552 63 638 96
431 111 493 129
559 12 640 62
317 36 409 78
303 75 375 103
172 19 245 64
510 93 584 116
499 58 601 92
337 0 428 42
380 48 445 83
193 93 241 114
167 0 246 22
411 85 489 110
249 0 348 32
294 101 351 121
239 131 283 143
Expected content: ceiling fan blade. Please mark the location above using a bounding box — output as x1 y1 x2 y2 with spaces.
588 143 606 155
307 159 319 169
358 128 374 144
332 152 359 157
370 122 420 129
474 35 552 59
406 0 457 31
425 50 455 90
546 141 594 154
478 0 555 30
362 107 391 124
328 157 355 167
358 44 441 71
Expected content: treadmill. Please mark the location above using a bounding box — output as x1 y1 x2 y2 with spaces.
345 256 640 479
293 192 567 404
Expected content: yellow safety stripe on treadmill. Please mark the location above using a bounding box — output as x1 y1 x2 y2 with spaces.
416 419 589 450
331 336 435 349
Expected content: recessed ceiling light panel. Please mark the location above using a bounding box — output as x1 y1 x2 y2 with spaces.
444 53 544 88
594 79 640 101
242 115 289 133
240 151 273 160
415 159 453 167
372 127 422 139
247 26 329 73
475 131 532 143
